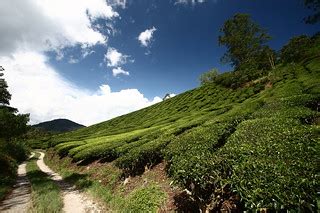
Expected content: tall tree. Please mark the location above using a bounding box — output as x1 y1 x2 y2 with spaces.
0 66 11 106
280 35 312 63
304 0 320 24
0 66 29 140
218 14 274 72
199 68 219 85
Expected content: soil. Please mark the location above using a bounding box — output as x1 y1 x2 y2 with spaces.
0 153 34 213
37 152 105 213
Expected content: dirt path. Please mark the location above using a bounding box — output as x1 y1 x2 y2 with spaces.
0 153 34 213
36 152 103 213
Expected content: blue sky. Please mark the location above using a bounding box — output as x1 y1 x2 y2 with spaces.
49 0 318 99
0 0 318 125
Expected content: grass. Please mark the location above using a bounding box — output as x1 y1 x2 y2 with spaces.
0 185 11 201
40 54 320 211
122 184 166 212
26 152 63 213
43 150 167 212
0 139 29 201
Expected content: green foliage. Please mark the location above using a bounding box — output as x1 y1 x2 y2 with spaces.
115 134 174 175
0 66 31 200
0 66 11 106
0 65 30 141
48 55 320 211
0 108 29 139
23 128 53 149
44 149 166 212
280 35 313 63
27 154 63 212
224 117 319 210
0 141 17 200
123 184 166 212
33 119 85 133
198 14 279 89
304 0 320 24
219 13 273 72
0 139 29 200
199 68 219 85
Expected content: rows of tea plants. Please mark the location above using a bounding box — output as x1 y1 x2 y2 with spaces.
51 84 258 144
47 58 320 211
223 117 319 210
162 75 320 211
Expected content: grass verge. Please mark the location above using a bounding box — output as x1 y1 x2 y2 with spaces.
44 149 167 212
26 152 63 213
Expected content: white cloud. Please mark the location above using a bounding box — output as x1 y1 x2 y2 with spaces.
175 0 207 5
105 48 130 67
0 52 161 126
138 27 157 47
82 49 95 59
0 0 118 56
68 57 79 64
108 0 127 9
0 0 163 126
112 67 130 77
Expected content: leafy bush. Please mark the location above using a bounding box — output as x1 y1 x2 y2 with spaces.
47 56 320 211
163 120 241 209
223 117 319 210
280 35 313 63
0 139 29 199
115 134 174 175
124 184 166 212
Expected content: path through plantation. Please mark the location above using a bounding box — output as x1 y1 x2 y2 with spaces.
0 153 34 213
36 152 104 213
0 152 103 213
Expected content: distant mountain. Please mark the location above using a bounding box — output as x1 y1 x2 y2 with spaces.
33 119 85 133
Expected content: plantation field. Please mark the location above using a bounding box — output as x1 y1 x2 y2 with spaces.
46 57 320 211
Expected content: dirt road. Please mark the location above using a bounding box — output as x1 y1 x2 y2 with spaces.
0 153 34 213
36 152 103 213
0 152 103 213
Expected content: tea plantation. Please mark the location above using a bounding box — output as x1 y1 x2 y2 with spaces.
45 56 320 211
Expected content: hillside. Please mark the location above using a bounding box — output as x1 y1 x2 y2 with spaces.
33 119 85 133
45 56 320 211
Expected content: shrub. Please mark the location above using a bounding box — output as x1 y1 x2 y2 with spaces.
222 117 319 210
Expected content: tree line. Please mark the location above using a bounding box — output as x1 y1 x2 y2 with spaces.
200 0 319 88
0 66 29 140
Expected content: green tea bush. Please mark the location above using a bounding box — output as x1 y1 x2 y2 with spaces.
115 134 174 175
0 139 29 199
47 57 320 211
222 117 319 210
163 120 241 207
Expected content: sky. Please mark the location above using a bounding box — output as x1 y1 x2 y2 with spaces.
0 0 318 126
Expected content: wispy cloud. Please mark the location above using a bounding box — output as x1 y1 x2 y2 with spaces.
0 0 162 125
0 0 119 57
68 57 79 64
174 0 207 5
105 47 130 67
1 52 161 126
138 27 157 47
108 0 127 9
104 47 132 77
112 67 130 77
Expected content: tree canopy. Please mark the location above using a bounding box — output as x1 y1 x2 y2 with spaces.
199 68 219 85
218 13 274 72
0 66 11 106
304 0 320 24
280 35 312 63
0 66 29 140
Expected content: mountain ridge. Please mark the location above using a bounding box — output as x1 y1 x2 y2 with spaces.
33 118 85 133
